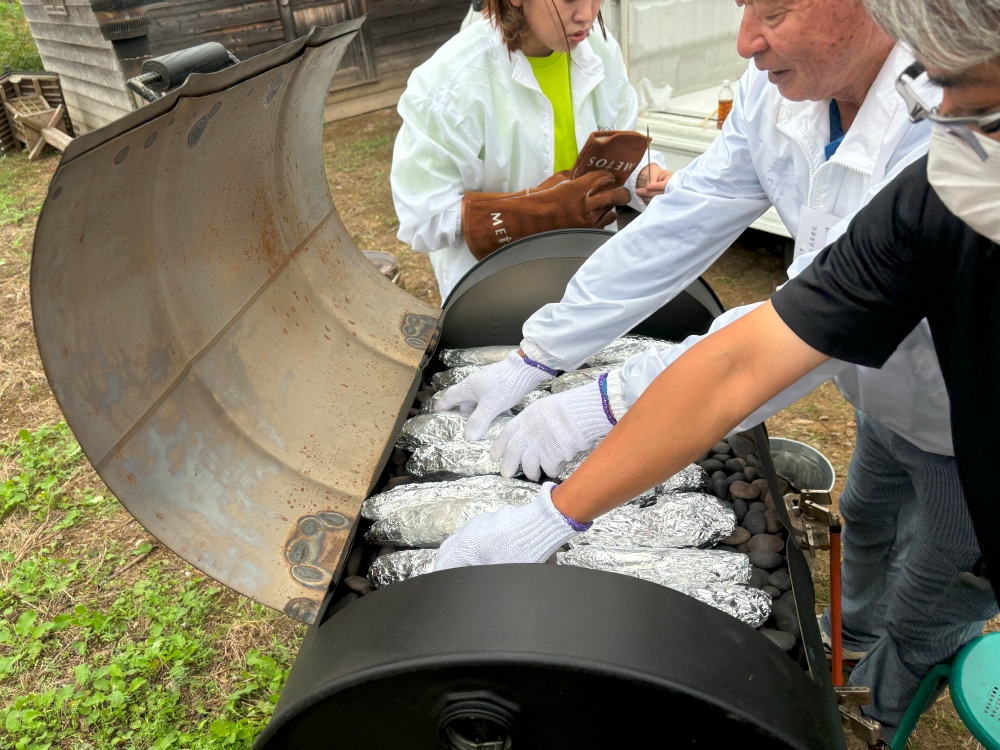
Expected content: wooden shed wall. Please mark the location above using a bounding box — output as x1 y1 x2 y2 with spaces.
20 0 135 134
326 0 469 120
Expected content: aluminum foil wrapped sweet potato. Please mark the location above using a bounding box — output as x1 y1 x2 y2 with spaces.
439 346 519 368
397 412 511 451
362 475 540 521
574 492 736 549
367 549 437 588
365 494 536 547
584 336 677 368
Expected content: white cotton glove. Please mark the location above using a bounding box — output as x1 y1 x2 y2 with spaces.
433 482 589 570
490 379 614 481
435 352 555 442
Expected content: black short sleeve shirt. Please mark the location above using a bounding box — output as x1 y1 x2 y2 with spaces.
772 156 1000 594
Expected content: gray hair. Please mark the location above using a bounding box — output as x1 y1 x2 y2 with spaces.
864 0 1000 70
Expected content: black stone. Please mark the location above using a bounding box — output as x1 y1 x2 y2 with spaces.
768 568 792 592
748 550 783 569
711 471 728 483
345 547 363 578
731 481 760 501
713 479 729 500
749 501 767 513
733 498 748 524
765 508 782 534
748 567 770 589
408 407 420 417
386 475 414 490
699 459 725 474
761 629 797 652
771 594 799 634
713 453 732 464
736 542 750 554
714 544 738 554
743 509 767 536
762 585 782 599
724 458 745 474
344 575 373 595
743 466 758 482
720 526 751 546
746 454 761 468
728 434 757 460
395 465 409 477
391 449 408 466
726 472 747 485
747 533 784 553
712 441 732 456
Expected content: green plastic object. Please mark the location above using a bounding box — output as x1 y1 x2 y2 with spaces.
893 632 1000 749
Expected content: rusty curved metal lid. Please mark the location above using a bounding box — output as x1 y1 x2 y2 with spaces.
30 21 438 624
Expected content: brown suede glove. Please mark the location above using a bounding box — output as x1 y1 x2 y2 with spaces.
571 131 652 188
462 170 631 261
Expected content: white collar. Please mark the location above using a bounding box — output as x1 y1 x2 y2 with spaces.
776 44 934 174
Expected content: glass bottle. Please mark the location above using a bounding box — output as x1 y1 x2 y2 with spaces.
718 79 734 130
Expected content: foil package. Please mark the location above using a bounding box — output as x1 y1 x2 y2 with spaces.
361 475 540 521
558 447 708 497
584 336 677 368
407 440 508 479
575 492 736 549
366 494 535 547
421 387 551 415
671 583 772 628
430 365 484 391
367 549 437 589
439 346 518 368
557 546 750 586
549 367 605 394
397 412 511 451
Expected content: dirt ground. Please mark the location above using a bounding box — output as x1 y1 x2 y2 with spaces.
0 107 993 749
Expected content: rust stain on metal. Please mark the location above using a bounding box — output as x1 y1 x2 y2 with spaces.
29 28 440 624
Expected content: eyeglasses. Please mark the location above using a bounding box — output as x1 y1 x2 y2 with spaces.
896 61 1000 161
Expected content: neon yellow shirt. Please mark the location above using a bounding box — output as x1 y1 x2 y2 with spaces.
527 51 578 174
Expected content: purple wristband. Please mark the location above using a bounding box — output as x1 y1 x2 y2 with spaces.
562 513 593 532
597 372 617 426
520 353 560 378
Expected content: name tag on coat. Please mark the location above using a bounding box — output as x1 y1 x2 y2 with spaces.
793 205 841 260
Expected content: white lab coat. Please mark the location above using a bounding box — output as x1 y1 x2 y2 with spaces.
391 19 665 301
521 44 954 456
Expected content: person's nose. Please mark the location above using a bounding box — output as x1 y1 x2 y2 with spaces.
573 0 598 29
938 90 958 117
736 5 769 59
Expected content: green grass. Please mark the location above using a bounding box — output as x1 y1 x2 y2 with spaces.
0 425 301 749
0 3 42 72
329 134 392 173
0 151 55 228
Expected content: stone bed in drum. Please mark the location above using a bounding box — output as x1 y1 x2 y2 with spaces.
337 337 806 664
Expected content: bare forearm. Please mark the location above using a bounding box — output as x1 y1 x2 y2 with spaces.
551 302 829 522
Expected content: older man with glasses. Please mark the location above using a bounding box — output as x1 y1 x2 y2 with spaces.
434 0 1000 741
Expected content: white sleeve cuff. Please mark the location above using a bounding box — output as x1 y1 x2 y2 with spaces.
625 148 668 212
605 367 628 420
519 338 570 371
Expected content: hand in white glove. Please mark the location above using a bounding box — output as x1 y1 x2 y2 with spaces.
434 482 590 570
435 351 556 441
490 377 616 481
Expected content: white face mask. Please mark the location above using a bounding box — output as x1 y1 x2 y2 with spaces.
927 126 1000 244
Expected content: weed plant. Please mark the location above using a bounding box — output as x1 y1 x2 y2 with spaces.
0 3 42 72
0 425 301 749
